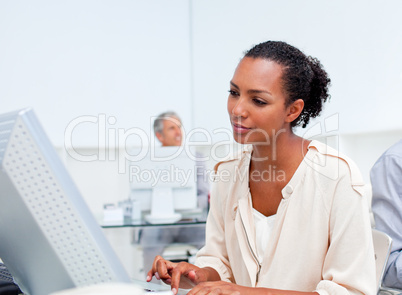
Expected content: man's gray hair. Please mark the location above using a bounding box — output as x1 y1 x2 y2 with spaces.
153 111 181 134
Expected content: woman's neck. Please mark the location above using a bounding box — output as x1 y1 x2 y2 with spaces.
251 133 309 171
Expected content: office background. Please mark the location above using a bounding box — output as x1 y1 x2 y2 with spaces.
1 0 402 219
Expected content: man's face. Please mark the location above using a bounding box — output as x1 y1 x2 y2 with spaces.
156 116 182 146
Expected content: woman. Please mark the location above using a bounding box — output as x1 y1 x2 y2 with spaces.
147 41 376 295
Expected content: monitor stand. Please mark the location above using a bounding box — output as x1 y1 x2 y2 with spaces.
144 187 182 224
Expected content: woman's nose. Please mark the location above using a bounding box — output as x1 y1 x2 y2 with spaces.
231 98 248 118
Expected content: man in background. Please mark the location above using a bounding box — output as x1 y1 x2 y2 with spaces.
141 111 209 280
153 111 183 147
371 139 402 289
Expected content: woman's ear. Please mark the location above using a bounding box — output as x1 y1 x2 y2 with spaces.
285 99 304 123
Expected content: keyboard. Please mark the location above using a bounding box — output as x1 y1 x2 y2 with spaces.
0 263 22 294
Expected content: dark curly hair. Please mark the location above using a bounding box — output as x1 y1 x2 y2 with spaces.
244 41 331 128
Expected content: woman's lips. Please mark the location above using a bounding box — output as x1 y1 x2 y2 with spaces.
232 122 251 134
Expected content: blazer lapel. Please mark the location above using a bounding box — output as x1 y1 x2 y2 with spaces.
235 194 259 286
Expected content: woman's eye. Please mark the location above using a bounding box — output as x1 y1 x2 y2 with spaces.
228 90 239 96
252 98 267 106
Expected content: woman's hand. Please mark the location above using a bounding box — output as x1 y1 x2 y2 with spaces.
187 281 247 295
188 282 320 295
147 257 319 295
146 256 216 294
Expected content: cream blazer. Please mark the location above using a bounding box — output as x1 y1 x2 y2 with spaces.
195 140 376 295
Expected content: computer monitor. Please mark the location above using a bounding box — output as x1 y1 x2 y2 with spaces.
128 146 198 223
0 108 132 295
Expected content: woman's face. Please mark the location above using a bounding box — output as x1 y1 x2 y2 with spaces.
227 57 293 145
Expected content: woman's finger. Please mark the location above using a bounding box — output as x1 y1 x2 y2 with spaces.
146 255 174 282
155 257 173 280
170 262 200 293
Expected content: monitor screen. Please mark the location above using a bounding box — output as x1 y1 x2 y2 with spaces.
0 108 131 295
128 146 198 223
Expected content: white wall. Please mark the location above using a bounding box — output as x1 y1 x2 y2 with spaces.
0 0 193 147
2 1 402 146
191 0 402 140
339 131 402 182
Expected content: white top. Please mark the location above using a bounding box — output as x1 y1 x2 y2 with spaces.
196 140 376 294
252 209 276 262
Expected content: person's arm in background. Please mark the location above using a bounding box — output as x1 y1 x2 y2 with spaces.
371 152 402 289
